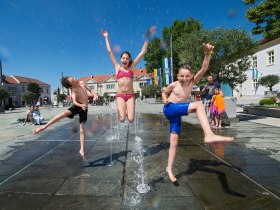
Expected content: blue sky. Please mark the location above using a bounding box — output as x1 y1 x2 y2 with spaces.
0 0 261 91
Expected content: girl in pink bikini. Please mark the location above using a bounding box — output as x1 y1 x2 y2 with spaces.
101 26 156 123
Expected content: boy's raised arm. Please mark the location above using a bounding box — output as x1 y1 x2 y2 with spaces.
194 43 214 84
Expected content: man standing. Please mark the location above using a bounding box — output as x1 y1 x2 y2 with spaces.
201 75 220 115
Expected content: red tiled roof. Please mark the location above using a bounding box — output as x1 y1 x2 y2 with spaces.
4 76 18 84
79 68 150 83
12 75 49 85
4 75 50 86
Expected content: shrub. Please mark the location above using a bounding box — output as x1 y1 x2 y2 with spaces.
259 98 275 106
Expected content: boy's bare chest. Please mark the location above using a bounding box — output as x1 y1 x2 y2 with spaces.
173 83 191 98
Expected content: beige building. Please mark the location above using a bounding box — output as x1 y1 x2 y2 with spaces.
3 75 51 107
78 68 152 98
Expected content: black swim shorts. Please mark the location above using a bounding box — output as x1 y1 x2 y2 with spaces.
67 105 88 124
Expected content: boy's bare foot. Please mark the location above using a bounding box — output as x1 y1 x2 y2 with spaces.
79 150 86 161
204 134 234 143
32 126 46 134
166 168 177 182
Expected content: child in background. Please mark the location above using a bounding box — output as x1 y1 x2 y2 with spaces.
212 88 226 128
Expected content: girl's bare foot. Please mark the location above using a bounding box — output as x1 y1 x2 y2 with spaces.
32 126 46 134
166 168 177 182
204 134 234 143
79 150 86 161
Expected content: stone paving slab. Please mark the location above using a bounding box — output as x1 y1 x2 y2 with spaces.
0 113 280 209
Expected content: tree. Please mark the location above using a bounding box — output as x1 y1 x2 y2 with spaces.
27 82 41 100
57 93 67 102
243 0 280 40
258 74 280 91
162 18 202 78
176 28 257 93
0 87 9 106
142 84 161 98
144 37 166 73
22 92 37 104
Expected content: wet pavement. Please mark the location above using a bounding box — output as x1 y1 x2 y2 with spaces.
0 103 280 210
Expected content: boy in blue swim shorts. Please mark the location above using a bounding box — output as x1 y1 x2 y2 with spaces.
162 43 234 184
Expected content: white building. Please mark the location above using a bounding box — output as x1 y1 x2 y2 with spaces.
78 68 152 98
234 38 280 97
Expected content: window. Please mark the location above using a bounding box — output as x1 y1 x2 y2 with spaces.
139 82 147 88
252 79 258 91
267 51 274 65
106 84 115 89
252 56 257 68
89 86 94 90
46 88 49 94
8 87 17 94
22 86 25 92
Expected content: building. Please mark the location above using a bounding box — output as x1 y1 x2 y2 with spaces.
3 75 51 107
234 38 280 97
78 68 151 98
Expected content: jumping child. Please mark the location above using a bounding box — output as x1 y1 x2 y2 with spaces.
162 43 234 184
33 76 98 161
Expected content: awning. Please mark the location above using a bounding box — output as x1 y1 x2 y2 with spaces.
108 93 116 97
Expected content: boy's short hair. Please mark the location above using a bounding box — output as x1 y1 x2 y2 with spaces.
178 63 192 73
61 76 72 89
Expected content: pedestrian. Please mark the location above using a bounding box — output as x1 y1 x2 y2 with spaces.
101 26 156 122
162 43 234 184
23 105 35 126
201 75 220 115
33 76 98 161
33 105 44 125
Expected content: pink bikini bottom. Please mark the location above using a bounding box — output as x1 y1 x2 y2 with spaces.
116 93 135 102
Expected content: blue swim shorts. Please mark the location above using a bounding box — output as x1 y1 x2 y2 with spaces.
163 102 190 135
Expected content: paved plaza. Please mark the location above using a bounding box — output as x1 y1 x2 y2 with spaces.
0 100 280 210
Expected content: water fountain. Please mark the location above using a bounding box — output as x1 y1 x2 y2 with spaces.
131 135 150 194
107 102 119 166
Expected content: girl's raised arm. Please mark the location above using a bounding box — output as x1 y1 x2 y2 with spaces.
101 30 119 72
132 26 156 69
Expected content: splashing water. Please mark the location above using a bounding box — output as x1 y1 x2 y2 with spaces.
132 136 150 194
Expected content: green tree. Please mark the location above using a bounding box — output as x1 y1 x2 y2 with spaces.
142 84 161 98
144 18 202 79
22 92 37 104
0 87 9 106
57 93 67 102
27 82 42 100
176 28 257 93
144 37 166 73
162 18 202 78
258 74 280 91
243 0 280 40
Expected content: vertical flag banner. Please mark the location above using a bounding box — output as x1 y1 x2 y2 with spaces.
252 67 259 80
162 57 171 85
157 68 161 87
162 59 166 87
153 69 158 85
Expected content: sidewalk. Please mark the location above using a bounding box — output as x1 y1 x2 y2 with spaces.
0 102 279 209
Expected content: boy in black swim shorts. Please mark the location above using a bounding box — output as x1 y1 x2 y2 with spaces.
33 76 98 161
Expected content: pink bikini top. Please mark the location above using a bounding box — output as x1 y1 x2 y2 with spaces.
117 69 134 80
